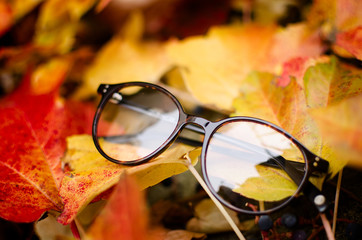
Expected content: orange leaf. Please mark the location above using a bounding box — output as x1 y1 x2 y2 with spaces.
57 135 199 225
233 57 361 175
0 1 12 36
0 70 95 222
309 95 362 168
336 26 362 60
0 107 62 222
87 174 161 240
166 23 324 110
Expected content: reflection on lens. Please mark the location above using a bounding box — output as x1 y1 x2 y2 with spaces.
205 120 306 213
96 85 180 161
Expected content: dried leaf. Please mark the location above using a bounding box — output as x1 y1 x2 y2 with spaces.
0 73 64 222
86 174 160 240
34 0 98 53
277 57 330 87
232 72 317 147
266 24 326 73
0 0 44 36
186 199 254 233
31 57 71 94
309 95 362 168
77 11 171 99
233 165 298 201
166 24 276 110
0 107 63 222
35 214 73 240
0 1 12 36
166 23 324 110
304 57 362 108
0 67 95 222
336 26 362 60
58 135 199 225
233 58 361 176
163 230 206 240
307 0 362 59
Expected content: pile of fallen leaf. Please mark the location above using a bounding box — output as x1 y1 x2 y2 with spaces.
0 0 361 239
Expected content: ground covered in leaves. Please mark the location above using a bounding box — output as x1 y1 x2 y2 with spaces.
0 0 361 239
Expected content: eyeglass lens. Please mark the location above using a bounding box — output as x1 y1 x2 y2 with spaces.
96 85 180 161
205 121 306 212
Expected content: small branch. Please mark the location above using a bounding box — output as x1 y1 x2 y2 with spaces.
184 155 246 240
332 169 343 235
320 213 335 240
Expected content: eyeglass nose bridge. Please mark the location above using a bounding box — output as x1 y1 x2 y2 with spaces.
183 115 218 133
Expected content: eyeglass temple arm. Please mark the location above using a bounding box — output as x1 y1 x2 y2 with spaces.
263 156 329 212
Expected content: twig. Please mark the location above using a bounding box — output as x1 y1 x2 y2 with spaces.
332 169 343 235
320 213 335 240
184 154 246 240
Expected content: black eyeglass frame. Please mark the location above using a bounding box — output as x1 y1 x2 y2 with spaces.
92 82 330 215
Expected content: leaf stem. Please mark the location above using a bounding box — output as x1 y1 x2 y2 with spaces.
184 154 246 240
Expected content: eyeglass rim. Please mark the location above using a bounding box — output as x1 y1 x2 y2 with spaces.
92 81 329 215
200 117 310 215
92 81 187 165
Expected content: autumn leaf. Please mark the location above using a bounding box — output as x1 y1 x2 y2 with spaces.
309 95 362 168
166 24 277 110
276 57 330 87
0 62 96 222
303 57 362 108
166 23 324 110
232 72 317 147
307 0 362 59
233 57 361 176
0 72 64 222
77 11 171 98
335 26 362 60
0 107 63 222
163 230 206 240
233 165 298 202
86 174 161 240
0 1 12 36
186 199 254 234
58 134 200 225
33 0 98 53
0 0 44 36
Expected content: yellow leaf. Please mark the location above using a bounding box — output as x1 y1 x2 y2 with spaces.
164 230 206 240
77 12 171 99
31 57 71 94
166 23 324 110
233 165 298 202
4 0 44 22
58 134 199 225
186 199 254 234
309 95 362 168
166 24 277 110
79 39 170 98
34 0 97 53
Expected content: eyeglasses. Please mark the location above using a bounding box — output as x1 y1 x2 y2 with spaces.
92 82 330 216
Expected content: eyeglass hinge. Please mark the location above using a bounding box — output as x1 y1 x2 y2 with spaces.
97 84 110 95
